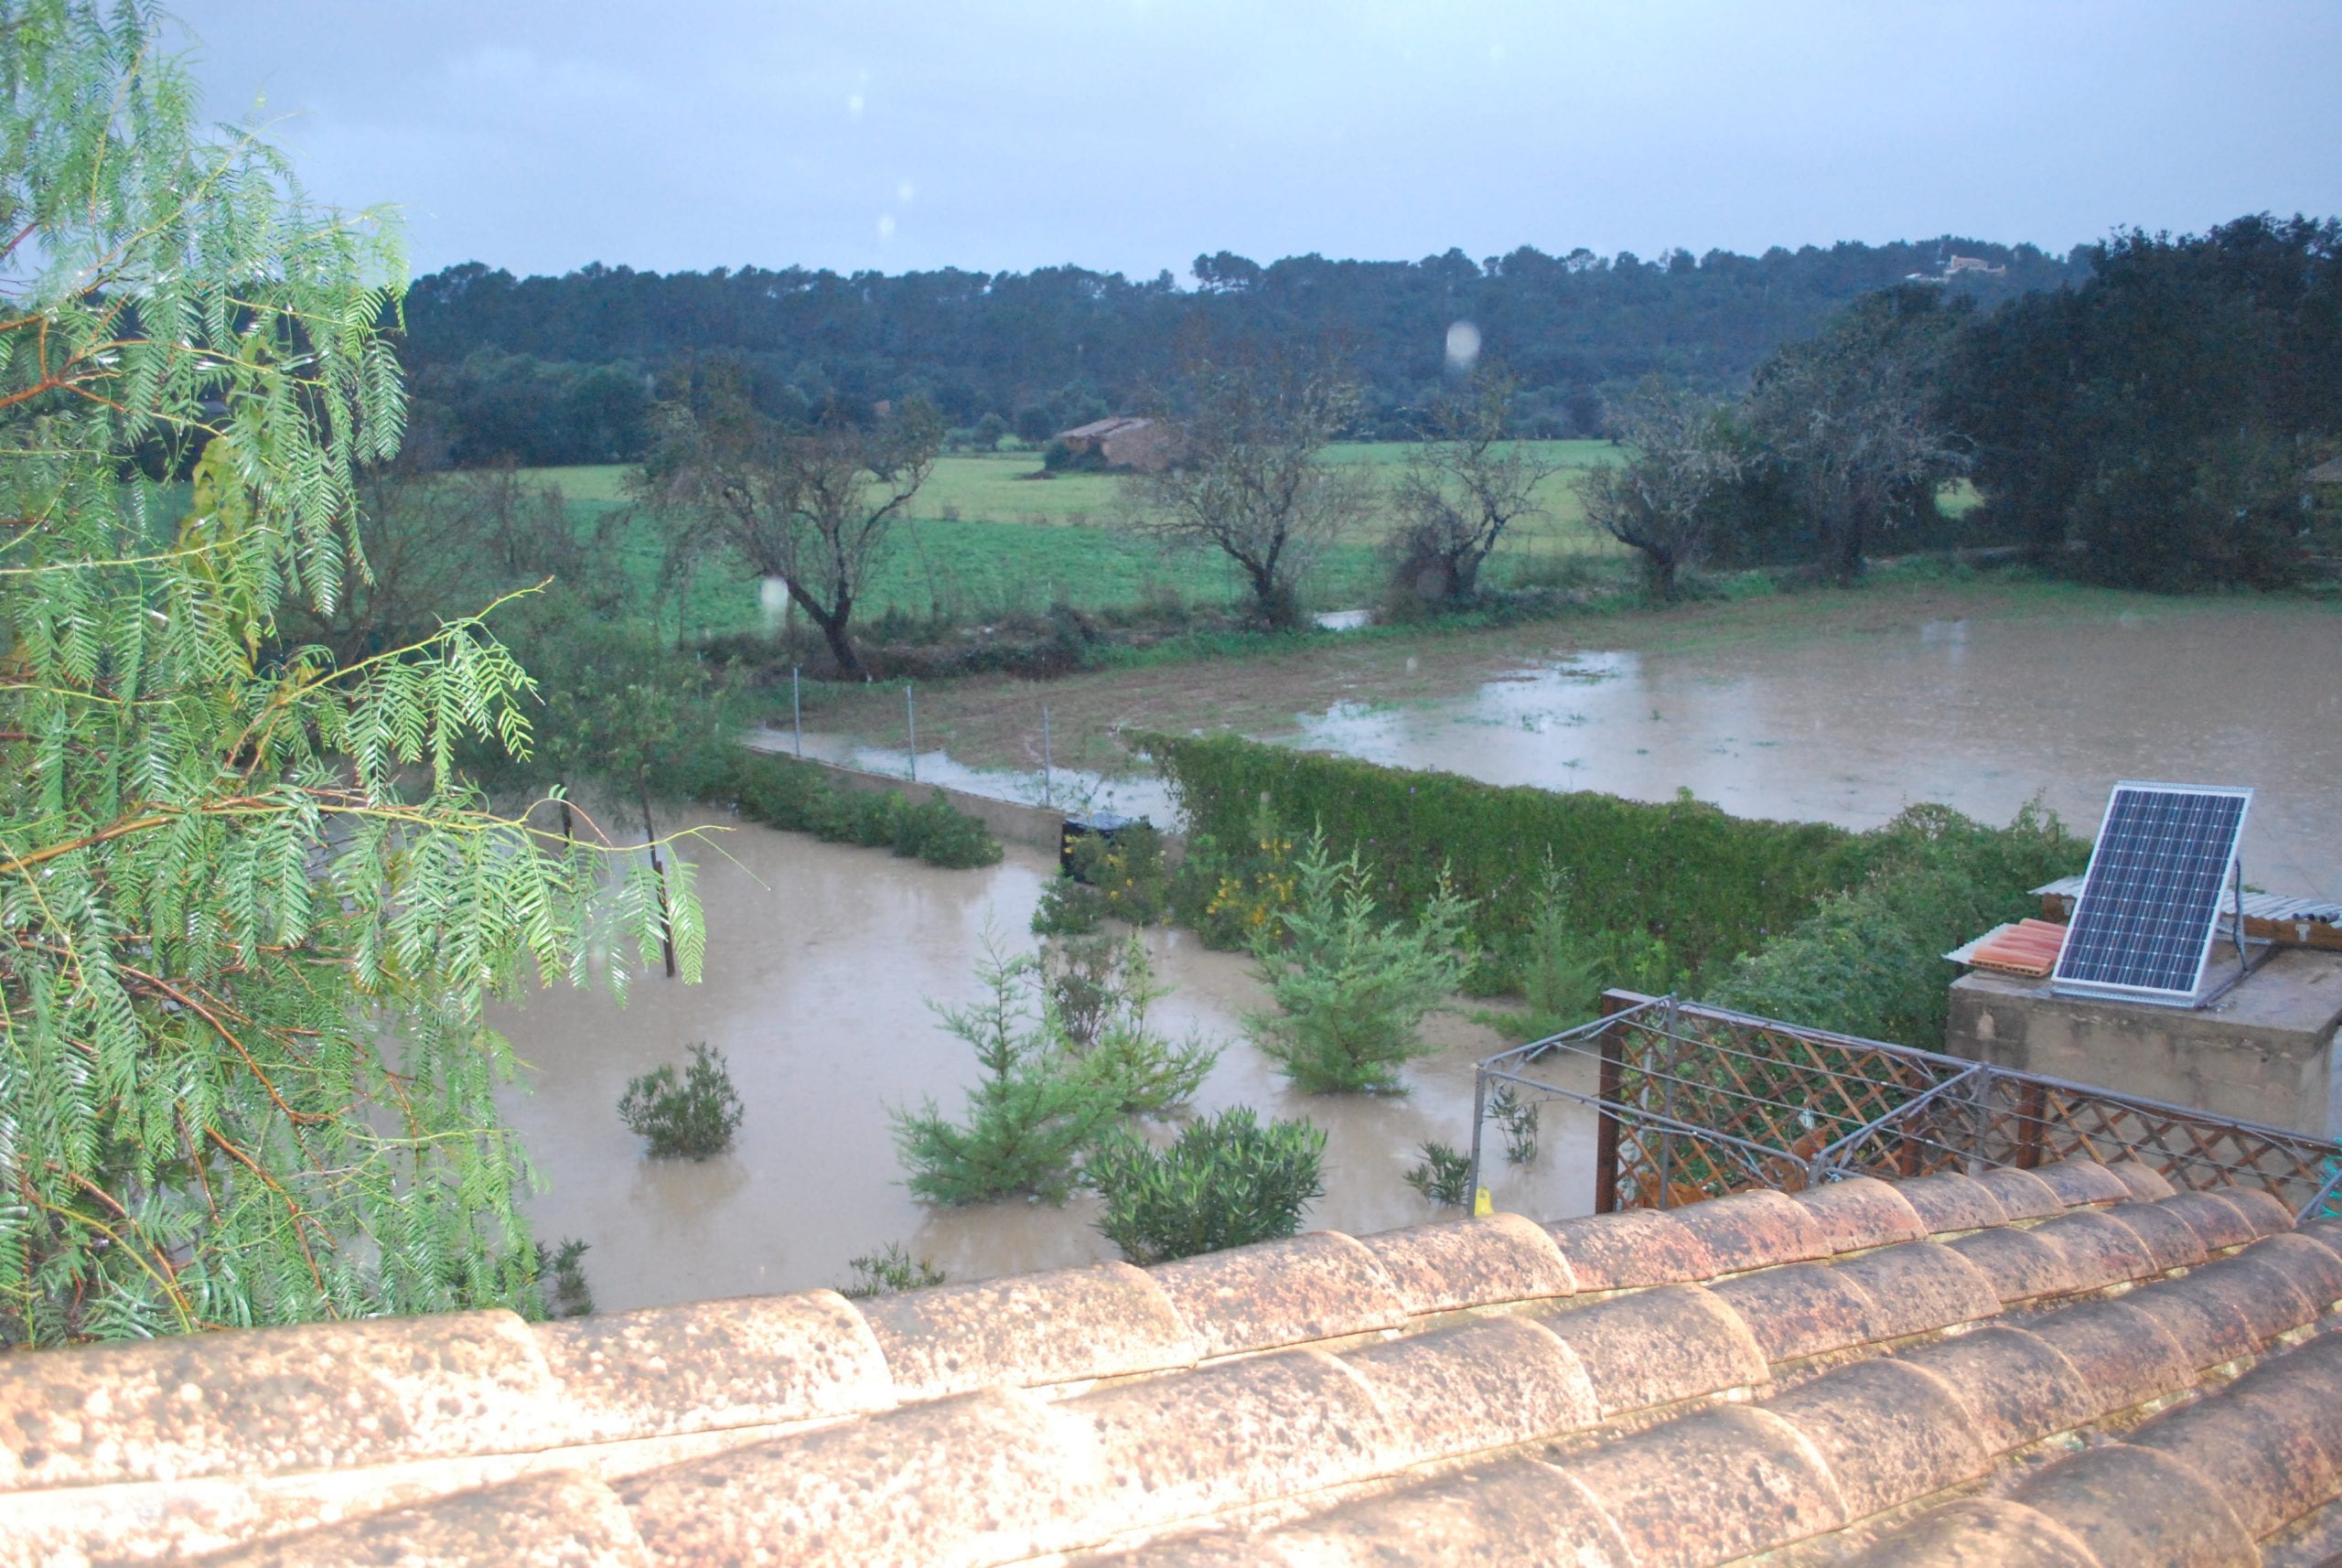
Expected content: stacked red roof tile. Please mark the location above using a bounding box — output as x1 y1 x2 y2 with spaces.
3 1158 2337 1566
1964 917 2070 978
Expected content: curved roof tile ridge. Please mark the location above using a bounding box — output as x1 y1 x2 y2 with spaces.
0 1161 2313 1567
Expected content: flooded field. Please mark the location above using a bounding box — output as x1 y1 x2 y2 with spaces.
492 818 1595 1315
809 592 2342 897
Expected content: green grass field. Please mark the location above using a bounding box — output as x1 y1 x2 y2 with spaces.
523 441 1630 638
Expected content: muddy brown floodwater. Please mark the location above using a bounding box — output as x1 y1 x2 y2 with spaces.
491 816 1595 1315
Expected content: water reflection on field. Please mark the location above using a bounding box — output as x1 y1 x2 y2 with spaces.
492 820 1595 1315
1284 609 2342 897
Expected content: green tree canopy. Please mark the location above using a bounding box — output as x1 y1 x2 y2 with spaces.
0 0 697 1345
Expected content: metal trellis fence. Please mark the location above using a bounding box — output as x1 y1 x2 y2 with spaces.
1473 991 2342 1222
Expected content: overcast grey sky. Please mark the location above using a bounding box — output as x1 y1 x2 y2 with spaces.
175 2 2342 283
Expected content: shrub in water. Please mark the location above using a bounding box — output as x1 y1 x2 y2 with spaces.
839 1243 947 1299
1489 1084 1540 1165
1045 934 1218 1117
1085 1107 1327 1264
1246 832 1475 1094
723 753 1001 869
618 1042 746 1160
1404 1140 1474 1207
892 940 1123 1205
1032 875 1109 936
532 1238 595 1319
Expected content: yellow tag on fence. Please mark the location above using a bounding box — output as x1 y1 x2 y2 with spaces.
1473 1187 1493 1218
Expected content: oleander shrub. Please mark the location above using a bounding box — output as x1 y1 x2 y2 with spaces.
1085 1108 1327 1264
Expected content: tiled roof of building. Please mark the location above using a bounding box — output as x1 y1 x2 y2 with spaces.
5 1159 2340 1566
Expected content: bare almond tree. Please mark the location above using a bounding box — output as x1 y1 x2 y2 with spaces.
1575 384 1748 599
640 389 942 675
1387 371 1563 608
1124 353 1372 628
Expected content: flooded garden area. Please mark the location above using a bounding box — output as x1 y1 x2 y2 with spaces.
491 818 1596 1315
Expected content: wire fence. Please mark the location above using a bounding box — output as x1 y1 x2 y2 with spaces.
1473 991 2342 1221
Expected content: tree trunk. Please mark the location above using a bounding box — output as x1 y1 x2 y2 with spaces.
639 780 677 979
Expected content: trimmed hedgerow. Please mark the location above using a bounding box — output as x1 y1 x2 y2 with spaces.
1139 733 2088 1047
722 751 1002 868
1140 731 1869 982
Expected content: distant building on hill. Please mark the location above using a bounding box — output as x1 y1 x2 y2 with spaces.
1055 415 1171 471
1905 253 2010 285
2309 455 2342 485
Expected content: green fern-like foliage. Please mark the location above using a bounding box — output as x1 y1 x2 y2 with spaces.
0 2 702 1345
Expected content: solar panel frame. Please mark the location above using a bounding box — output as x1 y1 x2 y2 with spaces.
2052 780 2252 1005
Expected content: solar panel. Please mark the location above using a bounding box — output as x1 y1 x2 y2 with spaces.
2052 781 2251 1004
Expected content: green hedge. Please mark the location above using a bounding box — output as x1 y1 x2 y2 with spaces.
721 752 1002 869
1136 732 1873 981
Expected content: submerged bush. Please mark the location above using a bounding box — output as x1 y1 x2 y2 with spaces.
1035 822 1171 935
1086 1107 1327 1264
838 1243 947 1299
618 1043 746 1160
530 1238 595 1319
1046 934 1219 1116
1246 832 1475 1093
892 942 1124 1205
1404 1141 1474 1207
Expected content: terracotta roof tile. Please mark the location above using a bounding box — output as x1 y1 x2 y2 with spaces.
1763 1358 1993 1518
2102 1200 2215 1272
2025 1208 2162 1289
2189 1242 2321 1342
1069 1349 1391 1534
2133 1356 2342 1536
2213 1184 2297 1238
1354 1212 1578 1316
1338 1316 1600 1464
1950 1223 2090 1304
2024 1300 2198 1417
2296 1214 2342 1264
1534 1286 1768 1418
1895 1326 2102 1451
1839 1498 2107 1568
1555 1404 1847 1568
2009 1443 2260 1568
1146 1231 1405 1360
2242 1230 2342 1308
12 1172 2333 1568
856 1261 1194 1400
1893 1171 2011 1235
1712 1263 1893 1364
2030 1158 2132 1208
2123 1275 2264 1369
1662 1187 1833 1273
1542 1208 1720 1289
189 1470 647 1568
533 1290 889 1444
1833 1240 2004 1338
614 1387 1092 1568
2105 1158 2180 1201
1965 916 2069 977
1789 1176 1929 1252
1971 1165 2069 1221
1235 1459 1635 1567
0 1309 556 1493
2151 1190 2264 1253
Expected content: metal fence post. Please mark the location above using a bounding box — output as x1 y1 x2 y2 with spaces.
1042 703 1053 809
1466 1067 1488 1213
906 682 917 783
1594 1012 1625 1214
790 667 802 758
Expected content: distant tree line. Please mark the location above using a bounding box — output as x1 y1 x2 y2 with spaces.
1589 214 2342 595
397 239 2073 464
